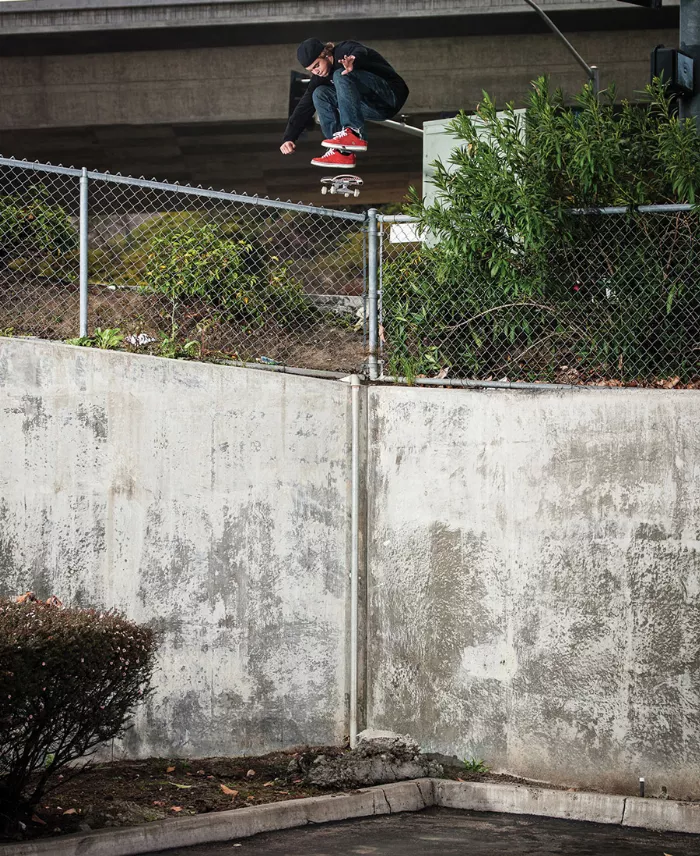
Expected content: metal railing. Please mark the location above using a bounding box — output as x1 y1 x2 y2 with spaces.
0 157 367 374
1 155 698 388
377 206 700 387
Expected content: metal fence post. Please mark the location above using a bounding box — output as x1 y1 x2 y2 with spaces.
79 167 89 338
367 208 379 380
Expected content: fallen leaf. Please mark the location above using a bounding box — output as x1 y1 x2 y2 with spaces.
152 800 166 807
263 781 275 787
220 785 238 797
170 806 183 813
196 770 205 775
31 815 46 826
62 809 77 816
166 766 175 773
293 779 302 784
275 791 290 795
246 769 256 778
171 783 193 789
207 775 215 780
456 777 464 782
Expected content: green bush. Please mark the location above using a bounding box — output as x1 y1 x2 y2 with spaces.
0 598 157 833
0 186 77 275
142 223 308 330
385 78 700 382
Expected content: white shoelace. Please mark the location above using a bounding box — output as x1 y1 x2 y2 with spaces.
320 149 350 158
331 128 360 138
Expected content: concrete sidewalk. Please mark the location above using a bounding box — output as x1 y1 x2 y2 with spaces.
156 807 700 855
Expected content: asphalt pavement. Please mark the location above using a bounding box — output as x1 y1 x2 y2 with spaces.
156 806 700 855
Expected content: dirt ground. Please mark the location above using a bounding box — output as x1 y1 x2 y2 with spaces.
11 748 345 841
3 276 700 385
0 277 367 373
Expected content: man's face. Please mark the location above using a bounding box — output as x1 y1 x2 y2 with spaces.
306 55 333 77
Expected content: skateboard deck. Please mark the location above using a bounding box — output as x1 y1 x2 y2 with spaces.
321 174 363 198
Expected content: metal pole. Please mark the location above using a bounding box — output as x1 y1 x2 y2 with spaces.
79 167 89 338
348 374 361 748
680 0 700 126
367 208 379 381
522 0 599 94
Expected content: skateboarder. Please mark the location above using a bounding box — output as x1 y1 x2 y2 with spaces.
280 39 409 169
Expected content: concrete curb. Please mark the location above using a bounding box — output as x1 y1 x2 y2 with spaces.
435 780 626 825
0 780 433 856
623 795 700 835
2 778 699 855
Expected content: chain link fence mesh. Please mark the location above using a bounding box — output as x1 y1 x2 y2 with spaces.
379 209 700 386
0 163 81 340
2 157 699 387
0 158 368 373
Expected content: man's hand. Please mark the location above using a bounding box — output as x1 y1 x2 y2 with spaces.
280 141 296 154
340 55 356 75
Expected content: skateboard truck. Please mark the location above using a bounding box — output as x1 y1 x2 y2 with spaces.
321 174 363 198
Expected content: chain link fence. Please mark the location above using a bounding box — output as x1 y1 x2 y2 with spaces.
378 207 700 387
1 156 698 387
0 157 367 373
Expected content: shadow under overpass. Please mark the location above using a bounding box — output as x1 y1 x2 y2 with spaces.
0 118 428 207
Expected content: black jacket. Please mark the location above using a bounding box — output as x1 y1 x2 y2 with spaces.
283 41 409 143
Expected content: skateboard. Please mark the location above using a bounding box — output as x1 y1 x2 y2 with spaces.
321 174 363 198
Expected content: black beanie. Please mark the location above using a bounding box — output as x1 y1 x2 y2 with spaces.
297 38 325 68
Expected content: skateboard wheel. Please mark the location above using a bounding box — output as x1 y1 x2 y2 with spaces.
321 186 327 195
353 189 360 197
330 187 337 194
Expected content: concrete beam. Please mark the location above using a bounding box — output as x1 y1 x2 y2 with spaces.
0 29 677 132
0 0 677 35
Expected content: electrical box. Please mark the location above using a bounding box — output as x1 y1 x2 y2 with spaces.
650 47 695 96
422 111 527 208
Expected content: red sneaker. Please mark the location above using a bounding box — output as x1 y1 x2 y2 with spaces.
322 128 368 152
311 149 357 168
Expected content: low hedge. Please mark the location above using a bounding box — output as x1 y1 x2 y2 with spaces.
0 596 158 833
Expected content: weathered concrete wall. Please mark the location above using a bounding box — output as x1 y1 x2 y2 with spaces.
0 338 353 757
367 386 700 798
3 337 700 795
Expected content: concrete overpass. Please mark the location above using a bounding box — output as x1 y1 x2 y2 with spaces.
0 0 679 204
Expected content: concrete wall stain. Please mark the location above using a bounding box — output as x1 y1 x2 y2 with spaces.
367 386 700 798
0 339 350 759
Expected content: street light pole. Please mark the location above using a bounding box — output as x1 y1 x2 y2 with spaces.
522 0 600 94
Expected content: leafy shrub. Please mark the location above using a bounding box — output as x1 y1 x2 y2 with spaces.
0 598 157 832
65 327 124 349
0 186 77 275
385 78 700 382
142 223 308 330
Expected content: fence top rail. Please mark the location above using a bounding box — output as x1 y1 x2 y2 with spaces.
571 203 698 215
379 204 698 224
0 155 367 222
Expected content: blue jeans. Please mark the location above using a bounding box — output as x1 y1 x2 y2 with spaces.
312 69 399 140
